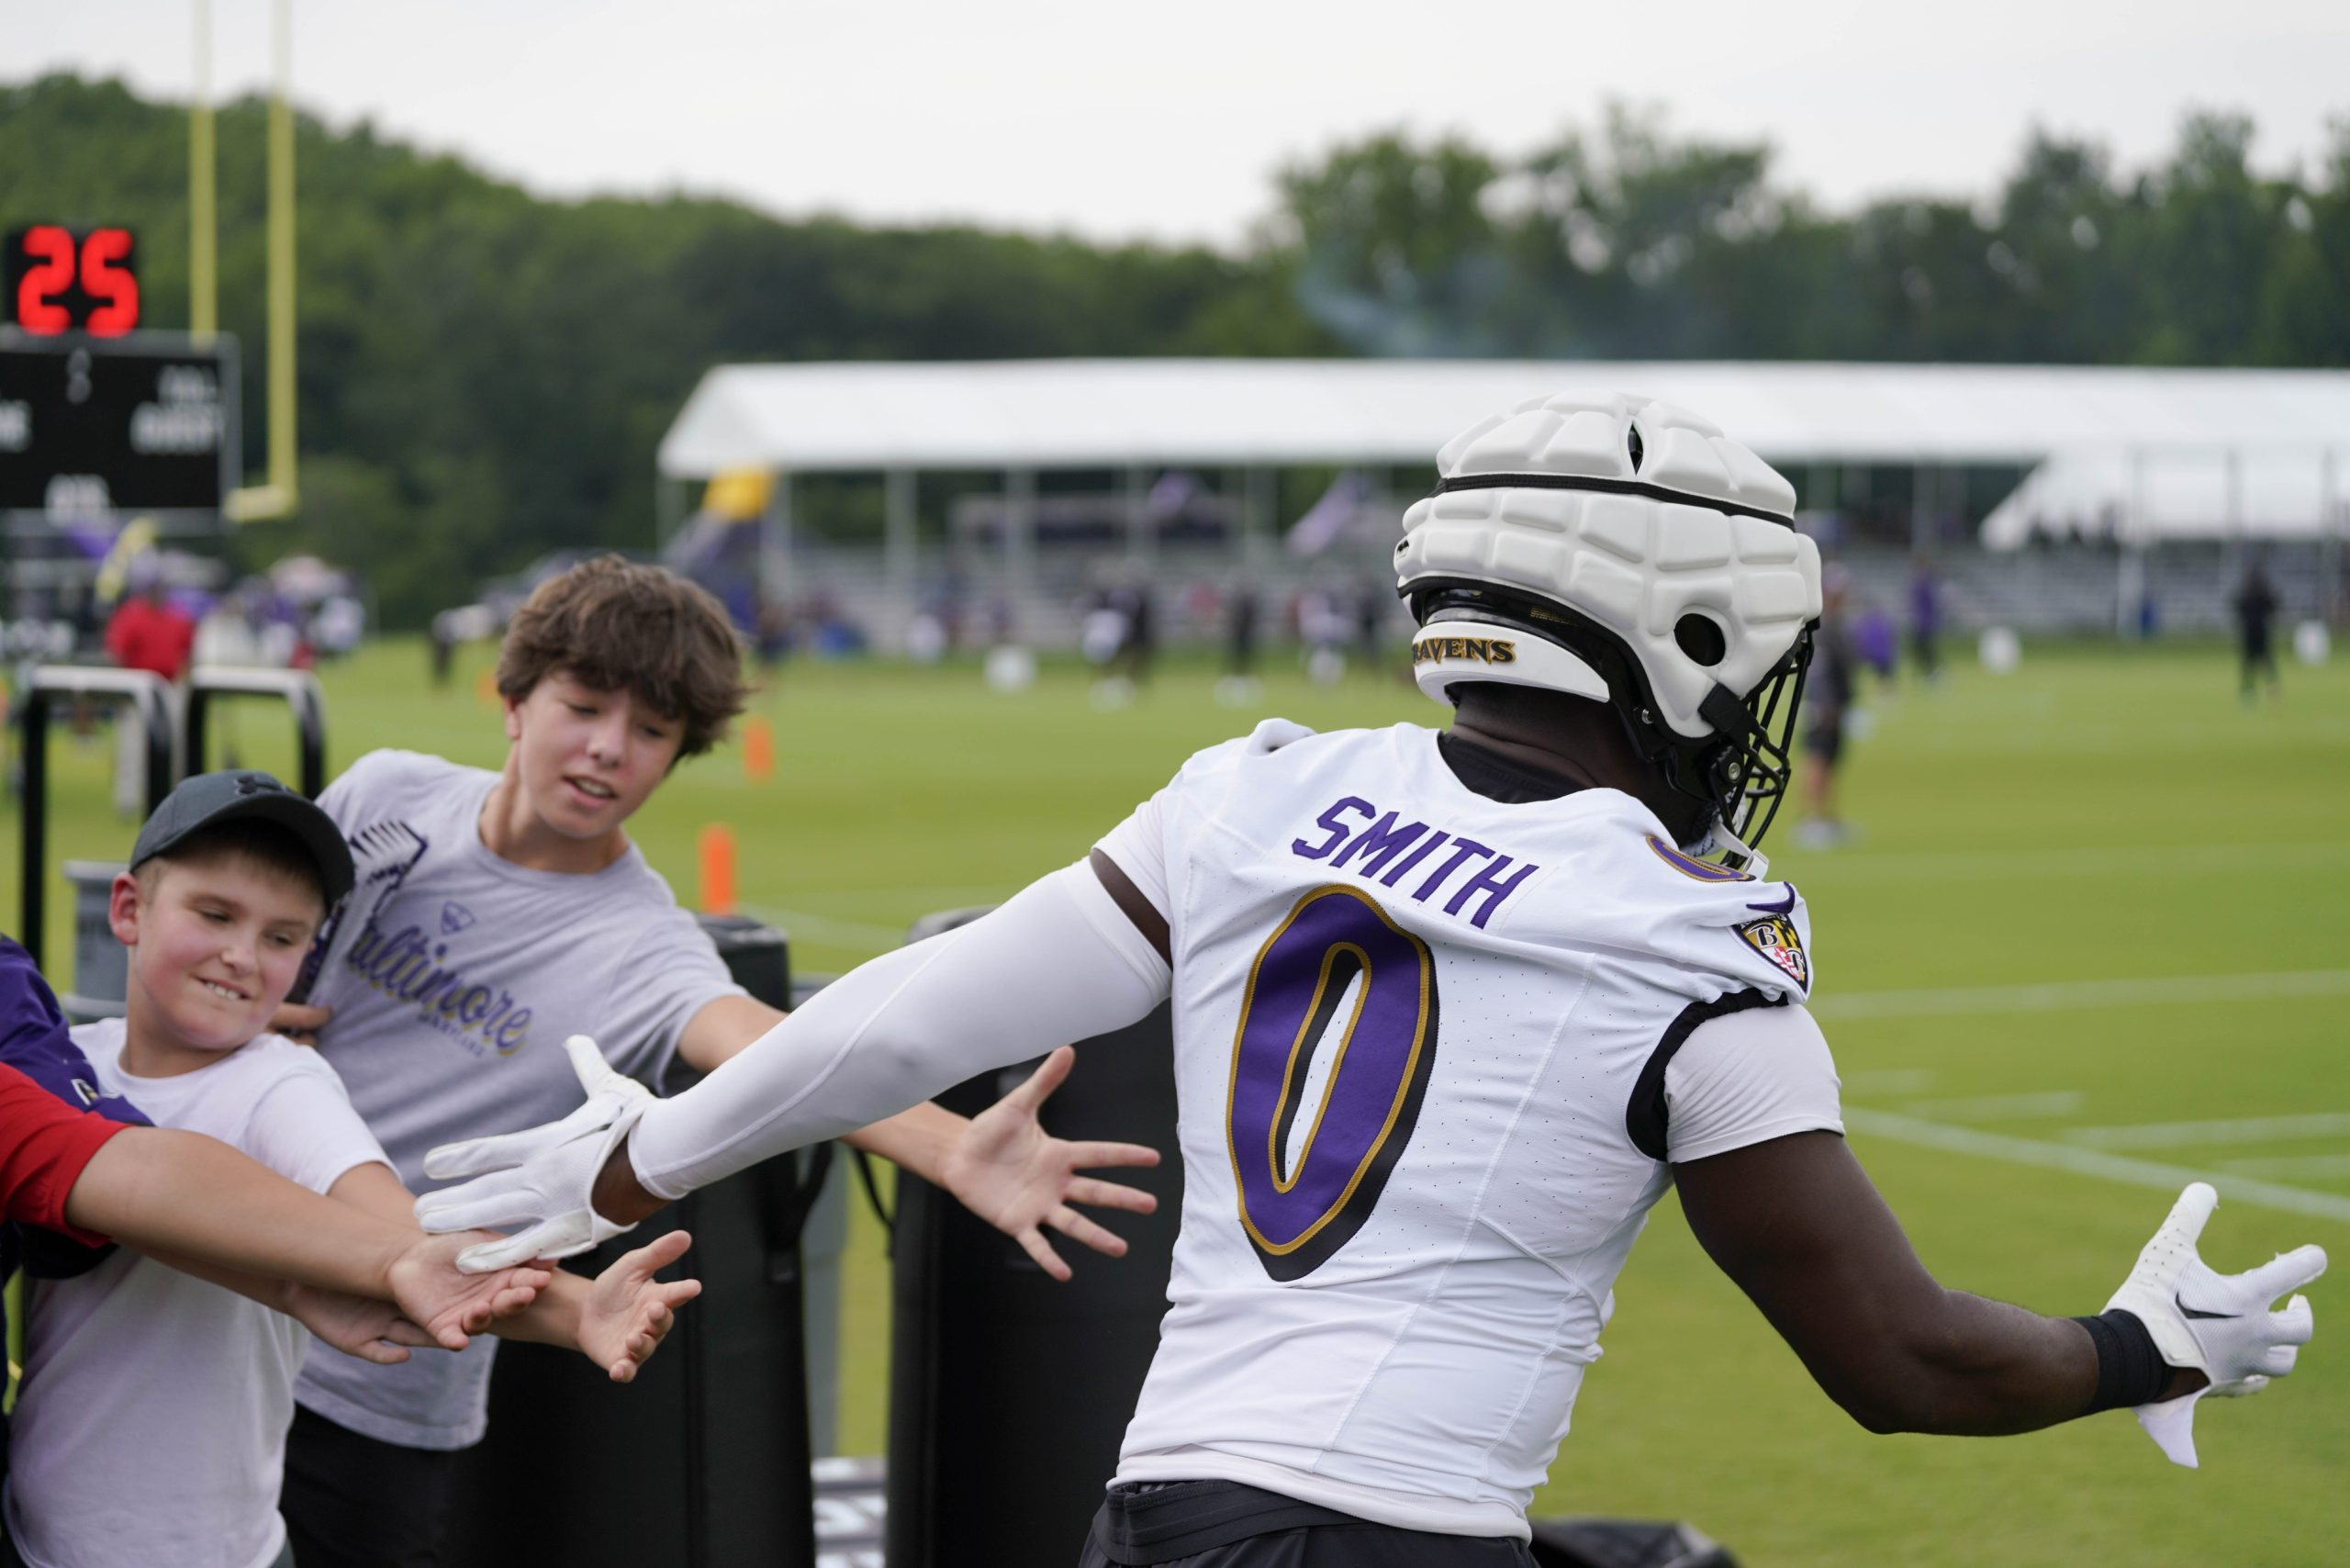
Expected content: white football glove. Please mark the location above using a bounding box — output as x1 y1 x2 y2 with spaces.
415 1035 655 1274
2103 1182 2324 1468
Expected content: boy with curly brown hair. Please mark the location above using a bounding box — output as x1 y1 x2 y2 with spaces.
277 555 1158 1568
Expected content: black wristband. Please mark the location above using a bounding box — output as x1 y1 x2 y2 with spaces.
2072 1309 2173 1413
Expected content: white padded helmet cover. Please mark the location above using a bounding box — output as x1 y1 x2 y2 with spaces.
1395 391 1823 739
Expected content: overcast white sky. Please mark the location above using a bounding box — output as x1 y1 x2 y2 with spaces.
14 1 2348 246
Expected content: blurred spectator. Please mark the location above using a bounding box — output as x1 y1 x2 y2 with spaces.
2232 564 2280 702
312 596 365 661
428 614 457 689
103 571 195 817
1226 578 1259 676
1908 561 1943 684
983 596 1017 650
753 592 792 669
1796 566 1857 849
1296 587 1351 686
103 577 195 684
1353 577 1390 676
1215 577 1262 708
923 568 970 653
1110 577 1156 686
1852 605 1897 679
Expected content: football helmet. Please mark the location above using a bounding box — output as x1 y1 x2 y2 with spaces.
1396 392 1822 863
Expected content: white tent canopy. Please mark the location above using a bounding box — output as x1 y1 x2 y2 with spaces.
1984 447 2345 549
657 358 2350 479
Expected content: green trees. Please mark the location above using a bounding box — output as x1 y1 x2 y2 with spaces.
0 75 1335 623
1278 109 2350 367
3 73 2344 625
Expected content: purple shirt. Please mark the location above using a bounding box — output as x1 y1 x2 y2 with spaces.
0 935 149 1473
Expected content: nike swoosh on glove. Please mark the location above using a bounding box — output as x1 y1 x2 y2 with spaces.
2104 1182 2325 1467
415 1035 654 1274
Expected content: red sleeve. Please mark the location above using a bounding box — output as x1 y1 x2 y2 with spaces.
0 1064 130 1244
103 601 136 666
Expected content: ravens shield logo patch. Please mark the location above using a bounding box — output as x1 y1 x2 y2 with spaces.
1735 914 1809 989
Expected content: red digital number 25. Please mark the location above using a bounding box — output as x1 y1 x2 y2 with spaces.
81 228 138 337
16 225 74 333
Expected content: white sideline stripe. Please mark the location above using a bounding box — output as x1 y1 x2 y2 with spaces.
2219 1154 2350 1179
1790 841 2350 885
1897 1090 2085 1121
1810 969 2350 1021
2064 1113 2350 1149
1842 1109 2350 1225
1842 1069 1939 1095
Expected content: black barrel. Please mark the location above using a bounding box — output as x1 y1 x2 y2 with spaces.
886 908 1184 1568
446 914 822 1568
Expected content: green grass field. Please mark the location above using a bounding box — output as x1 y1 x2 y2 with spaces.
5 635 2344 1566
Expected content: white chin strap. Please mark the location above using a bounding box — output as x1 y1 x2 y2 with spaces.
1695 819 1769 881
1411 617 1610 709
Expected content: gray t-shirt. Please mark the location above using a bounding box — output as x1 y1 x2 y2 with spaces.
292 748 745 1450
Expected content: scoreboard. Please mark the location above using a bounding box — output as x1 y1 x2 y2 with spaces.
0 222 239 527
0 333 240 523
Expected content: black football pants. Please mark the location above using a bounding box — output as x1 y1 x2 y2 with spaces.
281 1404 461 1568
1080 1480 1539 1568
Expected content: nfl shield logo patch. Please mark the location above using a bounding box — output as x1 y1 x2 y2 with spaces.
1735 914 1809 989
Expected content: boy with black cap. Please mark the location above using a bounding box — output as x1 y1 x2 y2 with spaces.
2 772 699 1568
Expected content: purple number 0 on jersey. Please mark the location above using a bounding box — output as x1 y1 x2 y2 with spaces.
1225 884 1440 1281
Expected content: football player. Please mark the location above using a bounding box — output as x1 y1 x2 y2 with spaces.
418 395 2324 1567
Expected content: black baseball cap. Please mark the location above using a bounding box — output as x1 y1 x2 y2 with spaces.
130 770 355 907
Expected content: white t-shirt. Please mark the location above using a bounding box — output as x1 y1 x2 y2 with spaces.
295 748 747 1450
4 1023 387 1568
1093 720 1842 1540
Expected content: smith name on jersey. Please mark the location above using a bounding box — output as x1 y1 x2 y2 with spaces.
1094 719 1838 1540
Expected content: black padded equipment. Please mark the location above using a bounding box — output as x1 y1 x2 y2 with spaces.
886 906 1186 1568
444 914 822 1568
1528 1518 1740 1568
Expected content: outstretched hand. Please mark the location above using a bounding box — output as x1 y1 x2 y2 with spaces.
286 1284 442 1366
2107 1182 2325 1467
575 1229 702 1383
937 1046 1160 1282
386 1231 554 1350
415 1035 655 1272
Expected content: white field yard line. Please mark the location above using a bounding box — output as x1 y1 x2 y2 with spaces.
1809 969 2350 1022
2064 1113 2350 1149
1841 1069 1939 1096
1788 841 2350 885
2219 1154 2350 1179
1841 1108 2350 1226
1897 1090 2085 1121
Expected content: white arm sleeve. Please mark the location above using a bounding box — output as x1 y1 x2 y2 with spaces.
1663 1002 1844 1164
627 862 1173 1199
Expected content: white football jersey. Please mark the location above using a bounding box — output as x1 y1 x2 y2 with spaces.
1094 719 1838 1539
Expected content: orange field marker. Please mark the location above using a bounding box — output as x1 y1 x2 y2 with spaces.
699 823 737 915
744 716 776 783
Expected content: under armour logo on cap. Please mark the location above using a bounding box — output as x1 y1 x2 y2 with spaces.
129 768 358 905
